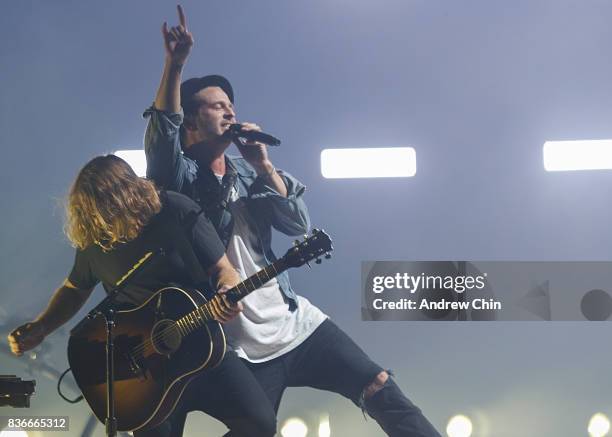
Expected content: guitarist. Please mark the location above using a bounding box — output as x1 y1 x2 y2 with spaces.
143 5 441 437
7 155 281 436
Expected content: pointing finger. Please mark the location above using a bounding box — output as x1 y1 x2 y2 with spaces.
177 4 187 29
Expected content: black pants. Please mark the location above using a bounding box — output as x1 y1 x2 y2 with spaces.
137 319 440 437
233 319 441 437
133 350 277 437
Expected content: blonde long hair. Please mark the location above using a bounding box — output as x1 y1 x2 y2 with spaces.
65 155 161 251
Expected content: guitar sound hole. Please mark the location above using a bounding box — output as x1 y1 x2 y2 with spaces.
151 319 182 355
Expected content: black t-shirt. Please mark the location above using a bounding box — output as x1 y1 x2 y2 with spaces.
68 191 225 305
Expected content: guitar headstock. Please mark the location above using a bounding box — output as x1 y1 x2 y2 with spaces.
283 229 333 269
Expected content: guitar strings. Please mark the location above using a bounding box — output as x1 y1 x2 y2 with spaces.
128 295 224 356
129 288 245 356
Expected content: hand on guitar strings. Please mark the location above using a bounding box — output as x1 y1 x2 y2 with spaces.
209 285 243 323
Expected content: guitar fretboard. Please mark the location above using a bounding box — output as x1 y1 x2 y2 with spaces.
225 262 284 303
173 259 287 336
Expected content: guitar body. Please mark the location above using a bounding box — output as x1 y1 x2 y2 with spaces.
67 286 226 432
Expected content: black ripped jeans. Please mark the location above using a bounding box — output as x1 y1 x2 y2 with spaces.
231 319 442 437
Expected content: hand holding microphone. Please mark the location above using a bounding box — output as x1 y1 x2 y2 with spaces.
229 122 288 196
229 122 281 179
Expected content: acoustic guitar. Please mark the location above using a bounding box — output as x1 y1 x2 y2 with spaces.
67 229 332 432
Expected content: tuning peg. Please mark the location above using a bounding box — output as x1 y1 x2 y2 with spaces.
315 258 322 264
293 239 300 246
313 228 320 234
325 252 332 259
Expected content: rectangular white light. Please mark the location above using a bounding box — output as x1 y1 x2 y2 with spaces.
321 147 416 179
543 139 612 172
114 149 147 177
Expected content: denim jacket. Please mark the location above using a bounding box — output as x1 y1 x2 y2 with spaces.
143 107 310 310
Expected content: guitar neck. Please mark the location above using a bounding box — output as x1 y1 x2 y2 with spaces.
225 259 288 304
175 229 332 333
177 259 289 330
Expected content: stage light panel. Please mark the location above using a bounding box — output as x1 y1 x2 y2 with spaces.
115 149 147 177
543 139 612 172
321 147 416 178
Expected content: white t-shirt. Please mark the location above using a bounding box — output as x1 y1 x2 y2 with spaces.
220 183 327 363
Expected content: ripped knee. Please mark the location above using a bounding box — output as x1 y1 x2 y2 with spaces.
362 371 389 399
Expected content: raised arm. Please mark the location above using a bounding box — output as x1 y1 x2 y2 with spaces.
144 5 195 191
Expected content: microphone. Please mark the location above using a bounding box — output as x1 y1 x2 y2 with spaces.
228 124 281 147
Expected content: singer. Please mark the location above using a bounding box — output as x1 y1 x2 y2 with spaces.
143 5 441 437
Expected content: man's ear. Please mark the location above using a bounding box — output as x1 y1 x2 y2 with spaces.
183 113 197 131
